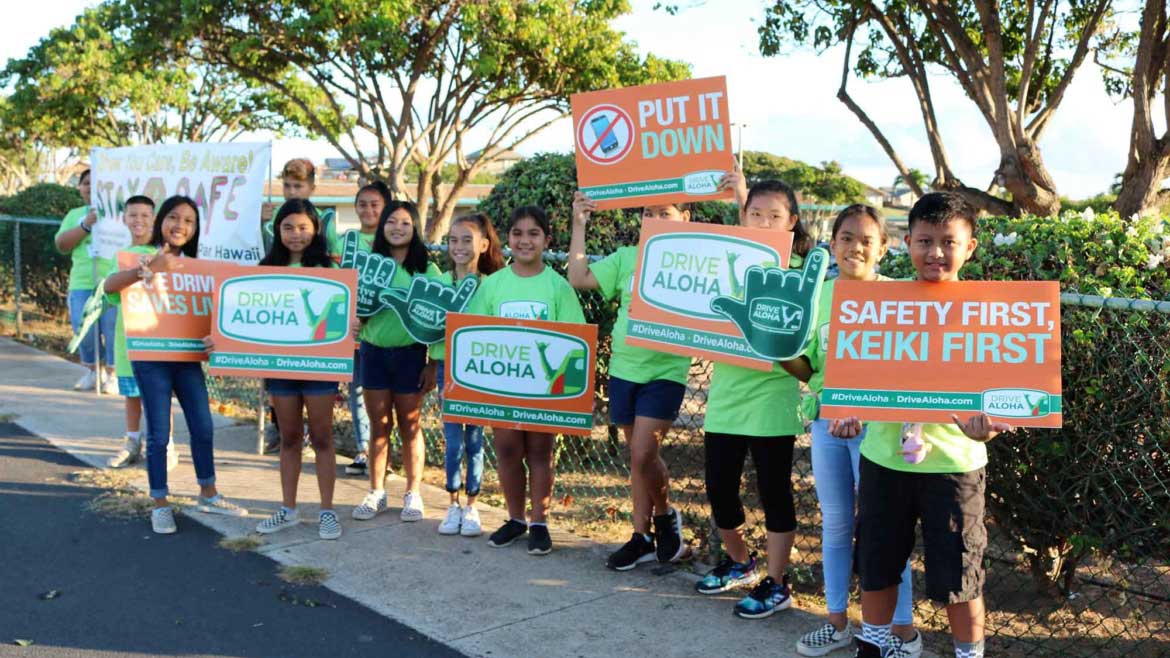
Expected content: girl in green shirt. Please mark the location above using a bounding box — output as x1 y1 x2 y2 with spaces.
471 206 586 556
351 201 441 524
696 179 813 621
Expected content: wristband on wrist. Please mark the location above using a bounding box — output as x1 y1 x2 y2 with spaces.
80 222 92 233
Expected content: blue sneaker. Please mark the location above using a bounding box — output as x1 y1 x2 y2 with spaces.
695 554 759 594
734 574 792 619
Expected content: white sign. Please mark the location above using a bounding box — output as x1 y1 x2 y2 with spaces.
90 142 271 264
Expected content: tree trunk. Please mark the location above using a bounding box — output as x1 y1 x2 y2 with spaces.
1116 146 1170 218
998 142 1061 216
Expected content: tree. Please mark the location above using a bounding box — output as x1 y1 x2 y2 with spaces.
122 0 690 241
739 150 866 204
759 0 1116 217
892 168 928 191
0 3 294 174
1107 0 1170 218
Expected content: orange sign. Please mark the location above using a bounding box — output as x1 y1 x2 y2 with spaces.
442 313 598 435
626 219 794 370
820 281 1062 427
208 266 358 381
571 76 734 210
119 251 216 362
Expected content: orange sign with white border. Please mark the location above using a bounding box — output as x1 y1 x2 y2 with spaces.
119 251 216 362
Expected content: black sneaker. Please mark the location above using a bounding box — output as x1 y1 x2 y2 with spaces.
653 507 687 563
606 533 656 571
527 524 552 555
487 520 528 548
853 637 887 658
344 454 368 476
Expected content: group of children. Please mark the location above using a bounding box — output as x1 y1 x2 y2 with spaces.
86 156 1003 658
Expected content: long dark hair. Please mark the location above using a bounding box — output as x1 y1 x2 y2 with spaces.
831 203 889 242
372 200 430 274
508 205 550 235
260 199 331 267
355 180 392 204
150 195 200 258
450 213 505 276
745 180 813 257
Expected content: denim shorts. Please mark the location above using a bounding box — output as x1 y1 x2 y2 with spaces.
607 376 686 425
265 378 340 397
117 376 141 398
359 342 427 394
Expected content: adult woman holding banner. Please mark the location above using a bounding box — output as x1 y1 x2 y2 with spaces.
568 193 694 570
104 195 247 535
781 205 921 658
54 169 118 394
351 200 441 524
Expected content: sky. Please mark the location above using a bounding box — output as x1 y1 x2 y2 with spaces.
1 0 1137 196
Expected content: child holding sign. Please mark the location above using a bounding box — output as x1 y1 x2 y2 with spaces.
106 196 178 473
780 205 921 657
468 206 586 555
425 213 505 537
830 193 1009 658
231 199 345 540
696 180 812 619
103 196 247 534
568 193 693 570
352 201 441 524
341 181 391 478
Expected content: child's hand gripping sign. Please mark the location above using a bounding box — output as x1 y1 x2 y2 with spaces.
711 248 829 361
338 230 397 317
379 276 479 345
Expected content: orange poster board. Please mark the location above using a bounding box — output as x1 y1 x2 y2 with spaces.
442 313 598 436
570 76 734 210
207 266 357 381
626 219 794 369
120 251 217 362
820 280 1063 427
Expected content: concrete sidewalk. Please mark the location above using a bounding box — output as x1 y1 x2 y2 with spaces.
0 337 841 658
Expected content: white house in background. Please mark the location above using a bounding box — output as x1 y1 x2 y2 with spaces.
861 184 885 208
882 186 919 208
467 149 525 176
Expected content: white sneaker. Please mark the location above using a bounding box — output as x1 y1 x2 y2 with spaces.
460 506 483 537
318 510 342 540
352 490 387 520
107 434 143 468
196 494 247 517
438 504 462 535
151 507 177 534
256 508 300 534
74 370 97 391
890 631 923 658
166 438 179 472
101 373 119 396
796 622 853 656
401 491 424 522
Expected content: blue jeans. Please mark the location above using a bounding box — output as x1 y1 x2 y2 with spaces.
348 349 369 453
68 289 116 367
810 419 914 625
435 362 484 496
132 361 216 498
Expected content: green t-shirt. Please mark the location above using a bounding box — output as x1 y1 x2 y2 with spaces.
704 252 804 437
360 261 442 347
467 265 586 324
801 275 894 421
427 271 484 362
590 246 691 385
105 245 159 377
55 205 115 291
861 421 988 473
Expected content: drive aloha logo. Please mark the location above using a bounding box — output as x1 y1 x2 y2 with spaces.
450 327 589 399
217 275 350 346
639 233 779 319
981 388 1053 418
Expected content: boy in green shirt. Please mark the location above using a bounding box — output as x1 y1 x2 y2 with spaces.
830 193 1011 658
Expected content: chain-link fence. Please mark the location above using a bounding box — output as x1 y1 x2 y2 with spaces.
3 215 1168 657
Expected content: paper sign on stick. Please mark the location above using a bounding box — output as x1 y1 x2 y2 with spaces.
570 76 734 210
820 280 1063 427
208 266 357 381
442 313 598 435
626 219 794 370
119 252 217 361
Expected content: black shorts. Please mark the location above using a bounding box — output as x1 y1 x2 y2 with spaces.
855 456 987 604
704 432 797 533
608 376 686 425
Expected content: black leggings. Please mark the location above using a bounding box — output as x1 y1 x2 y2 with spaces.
704 432 797 533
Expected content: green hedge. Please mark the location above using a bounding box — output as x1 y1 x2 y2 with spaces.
0 183 82 318
885 209 1170 592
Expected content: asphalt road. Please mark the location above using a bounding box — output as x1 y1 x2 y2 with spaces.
0 422 466 658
